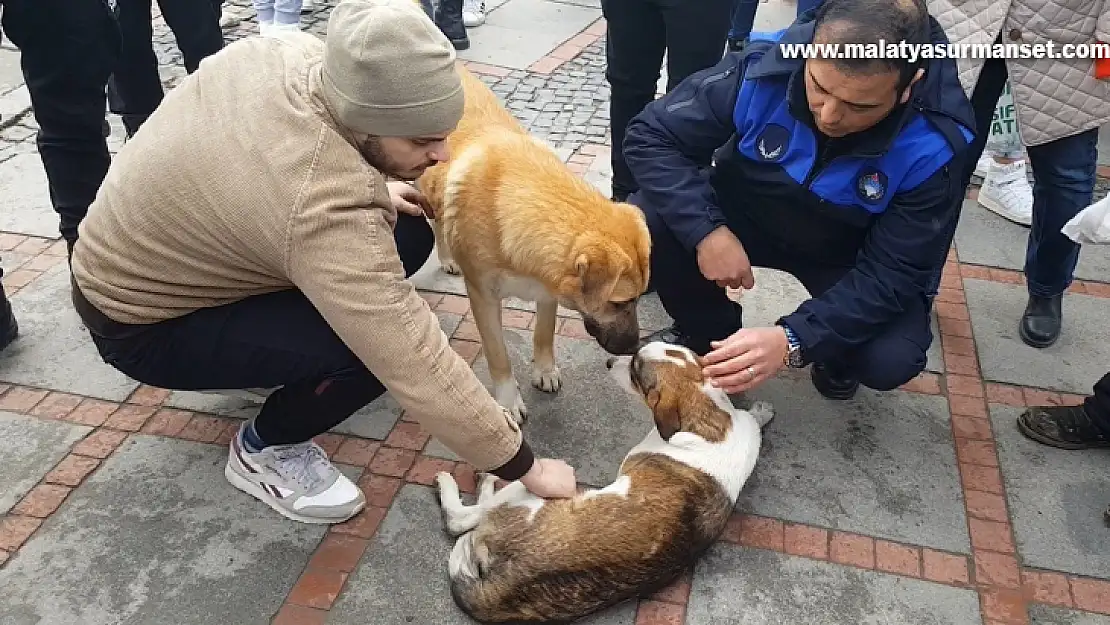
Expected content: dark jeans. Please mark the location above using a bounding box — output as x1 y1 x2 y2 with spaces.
601 0 732 201
107 0 224 137
0 0 121 248
634 193 934 391
86 214 435 446
958 47 1098 298
1086 372 1110 433
729 0 822 43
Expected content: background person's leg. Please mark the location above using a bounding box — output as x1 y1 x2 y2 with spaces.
1019 128 1099 348
601 0 666 202
1 0 121 252
658 0 731 94
727 0 760 51
157 0 225 73
107 0 164 138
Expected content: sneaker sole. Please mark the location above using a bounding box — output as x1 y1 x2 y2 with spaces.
977 194 1032 227
224 461 365 524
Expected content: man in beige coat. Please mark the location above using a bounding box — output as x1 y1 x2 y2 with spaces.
927 0 1109 349
69 0 576 524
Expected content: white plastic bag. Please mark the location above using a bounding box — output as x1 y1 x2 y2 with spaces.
1061 195 1110 245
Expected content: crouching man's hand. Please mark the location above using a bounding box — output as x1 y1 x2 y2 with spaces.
386 181 434 223
519 458 577 498
696 226 755 290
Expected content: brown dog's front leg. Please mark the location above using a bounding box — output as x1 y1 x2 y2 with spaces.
531 297 561 393
469 283 527 423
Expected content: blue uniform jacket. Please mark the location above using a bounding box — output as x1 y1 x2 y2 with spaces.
623 13 977 365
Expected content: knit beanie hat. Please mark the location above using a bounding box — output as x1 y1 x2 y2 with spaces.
321 0 464 137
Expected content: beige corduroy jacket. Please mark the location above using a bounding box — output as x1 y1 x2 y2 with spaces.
70 32 531 478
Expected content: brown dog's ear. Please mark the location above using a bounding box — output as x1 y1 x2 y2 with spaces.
646 388 682 441
561 236 631 309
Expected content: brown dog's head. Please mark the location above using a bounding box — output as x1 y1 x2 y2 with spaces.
605 341 732 443
556 219 651 355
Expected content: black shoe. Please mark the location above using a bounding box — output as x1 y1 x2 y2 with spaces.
0 290 19 353
1016 404 1110 450
434 0 469 50
811 362 859 400
1019 293 1062 348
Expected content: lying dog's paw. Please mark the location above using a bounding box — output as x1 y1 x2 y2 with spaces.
748 401 775 428
531 364 561 393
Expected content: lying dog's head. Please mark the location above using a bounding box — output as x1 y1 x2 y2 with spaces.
606 341 734 443
557 215 651 355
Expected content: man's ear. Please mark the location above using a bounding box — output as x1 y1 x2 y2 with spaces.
899 67 925 104
647 388 681 441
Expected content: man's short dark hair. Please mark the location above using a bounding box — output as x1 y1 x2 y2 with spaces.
811 0 931 92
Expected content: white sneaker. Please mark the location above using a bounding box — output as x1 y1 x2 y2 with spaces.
973 152 993 178
978 160 1033 226
225 421 366 524
463 0 486 27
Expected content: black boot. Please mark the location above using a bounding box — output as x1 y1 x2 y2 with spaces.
434 0 469 50
1019 293 1062 348
1016 404 1110 450
0 284 19 353
811 362 859 400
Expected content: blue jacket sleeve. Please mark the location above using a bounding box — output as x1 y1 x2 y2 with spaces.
780 158 963 365
622 54 745 254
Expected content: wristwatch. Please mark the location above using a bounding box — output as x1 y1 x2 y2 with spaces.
778 322 804 368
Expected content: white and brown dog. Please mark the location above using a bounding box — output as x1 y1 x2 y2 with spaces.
433 340 773 623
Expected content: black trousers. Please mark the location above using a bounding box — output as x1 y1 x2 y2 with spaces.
0 0 121 248
107 0 224 137
600 0 732 200
85 214 435 446
634 193 935 391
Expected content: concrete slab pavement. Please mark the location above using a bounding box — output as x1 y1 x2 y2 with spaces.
1 0 1109 623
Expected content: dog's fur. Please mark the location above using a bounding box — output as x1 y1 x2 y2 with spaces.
433 341 773 623
415 65 652 422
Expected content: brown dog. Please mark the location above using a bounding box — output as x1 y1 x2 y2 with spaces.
434 340 774 623
415 65 652 422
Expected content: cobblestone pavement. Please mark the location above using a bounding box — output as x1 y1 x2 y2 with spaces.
1 2 1109 624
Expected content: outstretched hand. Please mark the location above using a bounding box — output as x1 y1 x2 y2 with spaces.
701 327 789 394
386 181 434 220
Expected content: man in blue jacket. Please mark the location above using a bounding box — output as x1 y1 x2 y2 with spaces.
626 0 976 400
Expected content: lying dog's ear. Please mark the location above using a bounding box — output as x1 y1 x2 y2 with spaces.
646 388 682 441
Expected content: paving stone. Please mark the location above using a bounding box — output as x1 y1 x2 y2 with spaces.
0 265 141 401
1030 605 1110 625
0 411 90 514
469 327 656 487
954 201 1110 283
0 435 331 625
327 484 637 625
687 545 982 624
989 403 1110 580
458 0 600 69
965 278 1109 394
0 152 60 238
737 375 970 553
0 47 23 96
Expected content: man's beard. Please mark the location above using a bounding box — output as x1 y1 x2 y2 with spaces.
361 136 433 181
